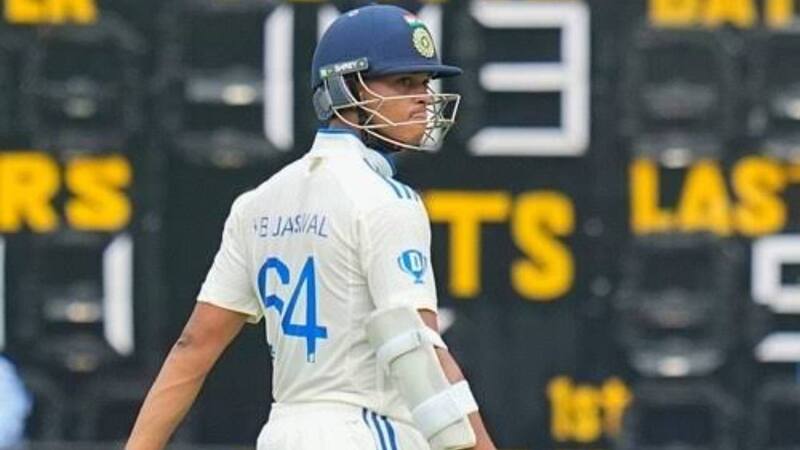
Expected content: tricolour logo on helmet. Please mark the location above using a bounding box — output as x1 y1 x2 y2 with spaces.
403 14 424 27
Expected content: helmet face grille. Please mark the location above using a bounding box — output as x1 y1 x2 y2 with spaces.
322 72 461 152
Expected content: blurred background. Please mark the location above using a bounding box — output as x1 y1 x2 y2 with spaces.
1 0 800 449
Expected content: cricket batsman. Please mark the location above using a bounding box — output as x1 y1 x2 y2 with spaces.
126 4 496 449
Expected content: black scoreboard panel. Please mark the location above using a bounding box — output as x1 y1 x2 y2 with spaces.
2 0 800 448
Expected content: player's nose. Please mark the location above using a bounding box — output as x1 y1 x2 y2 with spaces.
415 92 431 105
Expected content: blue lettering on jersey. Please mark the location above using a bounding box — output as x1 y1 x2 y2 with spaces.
307 214 320 235
398 249 428 284
256 216 270 237
280 216 295 236
253 214 329 239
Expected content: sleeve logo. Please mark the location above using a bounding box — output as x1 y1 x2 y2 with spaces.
398 249 428 284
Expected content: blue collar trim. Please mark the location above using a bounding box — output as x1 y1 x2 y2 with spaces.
318 126 360 137
375 146 397 175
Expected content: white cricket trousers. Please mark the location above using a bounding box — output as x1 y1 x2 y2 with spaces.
256 401 431 450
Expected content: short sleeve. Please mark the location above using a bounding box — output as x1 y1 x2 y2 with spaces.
197 195 263 324
358 201 438 312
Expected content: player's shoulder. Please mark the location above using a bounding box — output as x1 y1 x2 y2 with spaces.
228 159 306 215
229 187 259 213
331 155 424 212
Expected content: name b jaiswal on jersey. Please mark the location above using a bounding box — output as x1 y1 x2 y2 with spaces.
253 214 330 239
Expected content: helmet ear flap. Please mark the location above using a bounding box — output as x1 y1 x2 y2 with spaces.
312 87 334 121
313 74 361 122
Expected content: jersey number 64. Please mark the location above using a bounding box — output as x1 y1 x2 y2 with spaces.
257 256 328 362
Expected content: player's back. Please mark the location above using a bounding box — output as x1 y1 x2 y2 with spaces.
223 129 434 421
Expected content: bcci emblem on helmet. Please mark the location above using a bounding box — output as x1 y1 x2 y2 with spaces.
398 249 428 284
412 28 435 58
404 14 436 59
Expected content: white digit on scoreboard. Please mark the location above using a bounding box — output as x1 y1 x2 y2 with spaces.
751 234 800 363
469 0 591 157
263 5 295 151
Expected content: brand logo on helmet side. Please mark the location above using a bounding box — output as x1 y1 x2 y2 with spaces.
412 27 436 59
319 58 369 80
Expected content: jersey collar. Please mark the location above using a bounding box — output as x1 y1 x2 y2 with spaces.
312 127 397 178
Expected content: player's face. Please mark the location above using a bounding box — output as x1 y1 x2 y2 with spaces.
360 73 431 146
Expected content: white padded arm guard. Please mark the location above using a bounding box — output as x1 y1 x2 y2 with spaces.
366 305 478 450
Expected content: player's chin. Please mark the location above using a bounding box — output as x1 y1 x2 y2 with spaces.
381 123 426 148
398 124 427 146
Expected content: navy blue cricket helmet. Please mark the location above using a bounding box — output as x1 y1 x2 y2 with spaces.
311 4 461 90
310 4 463 151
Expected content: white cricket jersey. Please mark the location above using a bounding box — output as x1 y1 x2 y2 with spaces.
197 128 438 425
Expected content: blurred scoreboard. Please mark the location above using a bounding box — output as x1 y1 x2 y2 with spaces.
2 0 800 448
